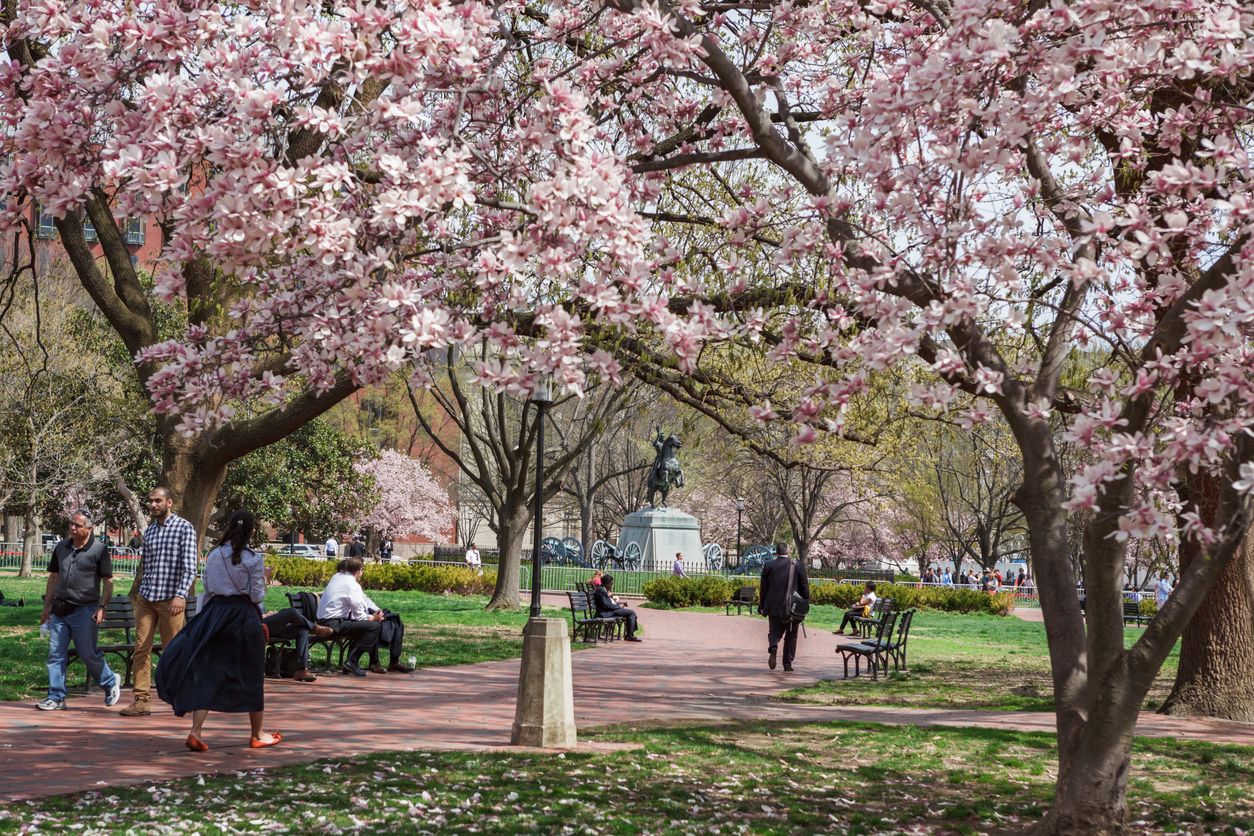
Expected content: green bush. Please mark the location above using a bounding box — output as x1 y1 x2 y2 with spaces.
264 556 496 596
642 575 739 608
1139 598 1158 618
809 581 1016 615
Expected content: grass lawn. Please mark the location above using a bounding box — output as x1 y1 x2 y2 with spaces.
1 719 1249 835
640 601 1180 713
783 609 1181 712
0 574 561 702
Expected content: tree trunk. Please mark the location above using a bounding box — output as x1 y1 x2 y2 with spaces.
161 437 230 557
486 506 528 611
18 504 36 578
1160 530 1254 720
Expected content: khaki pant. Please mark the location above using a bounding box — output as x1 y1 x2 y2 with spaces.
132 594 185 702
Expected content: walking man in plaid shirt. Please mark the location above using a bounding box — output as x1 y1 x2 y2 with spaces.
119 487 198 717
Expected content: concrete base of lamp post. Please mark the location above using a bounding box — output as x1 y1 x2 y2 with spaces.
510 617 576 748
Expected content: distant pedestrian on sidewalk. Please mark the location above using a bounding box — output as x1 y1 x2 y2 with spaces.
465 542 482 574
759 542 809 672
37 511 121 711
1155 574 1172 609
672 553 688 577
155 509 281 751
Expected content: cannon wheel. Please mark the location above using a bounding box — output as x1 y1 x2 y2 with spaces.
540 536 564 565
561 537 587 567
742 544 771 574
703 543 724 572
623 541 642 571
591 540 613 570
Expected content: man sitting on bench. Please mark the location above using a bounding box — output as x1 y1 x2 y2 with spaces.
834 582 878 635
592 574 642 642
316 557 415 676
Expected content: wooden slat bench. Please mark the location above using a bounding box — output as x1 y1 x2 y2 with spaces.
725 586 757 615
1122 600 1148 627
66 594 198 693
849 597 894 638
566 591 617 643
837 609 900 681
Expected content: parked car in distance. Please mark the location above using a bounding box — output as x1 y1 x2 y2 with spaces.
274 543 325 560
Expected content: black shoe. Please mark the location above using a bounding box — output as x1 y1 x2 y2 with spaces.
783 665 794 672
625 636 642 642
342 662 367 677
768 648 777 670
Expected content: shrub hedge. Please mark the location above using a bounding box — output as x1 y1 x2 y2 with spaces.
265 556 496 596
641 575 739 608
642 575 1015 615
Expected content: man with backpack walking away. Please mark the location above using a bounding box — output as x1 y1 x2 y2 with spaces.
758 543 809 672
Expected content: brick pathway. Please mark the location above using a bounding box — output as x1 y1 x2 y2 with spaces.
2 595 1251 802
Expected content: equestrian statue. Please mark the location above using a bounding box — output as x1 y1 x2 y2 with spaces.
648 426 685 507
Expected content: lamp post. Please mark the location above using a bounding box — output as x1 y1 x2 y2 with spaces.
528 381 552 619
736 498 745 566
511 379 574 748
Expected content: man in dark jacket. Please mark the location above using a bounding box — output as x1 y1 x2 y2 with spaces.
592 575 642 641
758 542 809 672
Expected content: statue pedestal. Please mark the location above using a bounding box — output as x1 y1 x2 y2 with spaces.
617 507 704 573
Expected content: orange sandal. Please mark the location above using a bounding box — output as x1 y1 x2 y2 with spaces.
249 732 282 748
185 733 209 752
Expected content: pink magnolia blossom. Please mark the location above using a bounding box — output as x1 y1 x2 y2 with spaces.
353 449 453 543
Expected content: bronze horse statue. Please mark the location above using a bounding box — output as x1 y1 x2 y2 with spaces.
648 427 685 507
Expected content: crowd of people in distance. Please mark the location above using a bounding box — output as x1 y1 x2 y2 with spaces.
916 566 1035 594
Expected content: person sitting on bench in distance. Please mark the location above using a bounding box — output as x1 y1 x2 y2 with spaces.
316 557 415 675
262 604 335 682
833 582 878 635
592 574 642 642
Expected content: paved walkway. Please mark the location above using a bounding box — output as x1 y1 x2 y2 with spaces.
2 595 1251 802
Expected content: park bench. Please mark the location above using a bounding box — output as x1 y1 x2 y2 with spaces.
725 586 757 616
849 597 894 638
566 591 619 643
1122 600 1148 627
859 608 917 676
287 591 354 671
66 594 198 693
836 608 900 681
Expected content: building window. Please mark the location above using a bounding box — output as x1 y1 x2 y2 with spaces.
35 205 56 239
83 212 98 242
124 217 145 246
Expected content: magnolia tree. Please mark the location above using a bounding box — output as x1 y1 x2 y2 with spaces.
353 449 453 549
5 0 1254 832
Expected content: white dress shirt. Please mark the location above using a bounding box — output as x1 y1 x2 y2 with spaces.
324 537 339 557
317 572 378 620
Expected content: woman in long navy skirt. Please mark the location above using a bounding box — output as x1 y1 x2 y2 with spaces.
155 509 281 750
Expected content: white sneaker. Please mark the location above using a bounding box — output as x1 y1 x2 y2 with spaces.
36 698 66 711
104 682 121 707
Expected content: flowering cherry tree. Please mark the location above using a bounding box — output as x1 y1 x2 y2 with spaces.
353 449 453 547
6 0 1254 831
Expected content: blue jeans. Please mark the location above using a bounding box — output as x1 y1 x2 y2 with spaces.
47 606 117 702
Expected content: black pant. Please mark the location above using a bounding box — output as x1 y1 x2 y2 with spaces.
317 617 382 666
768 615 799 667
318 615 405 666
263 608 314 670
603 607 637 638
837 609 864 632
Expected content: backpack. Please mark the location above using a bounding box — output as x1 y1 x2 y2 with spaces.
784 560 810 624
